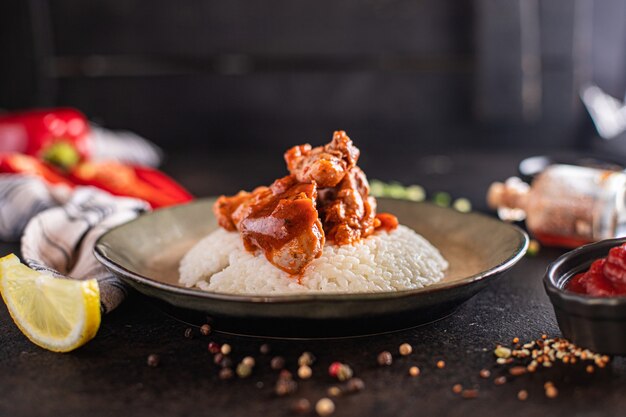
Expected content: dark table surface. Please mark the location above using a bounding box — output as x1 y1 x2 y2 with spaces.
1 148 625 417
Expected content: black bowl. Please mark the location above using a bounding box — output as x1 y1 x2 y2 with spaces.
544 237 626 355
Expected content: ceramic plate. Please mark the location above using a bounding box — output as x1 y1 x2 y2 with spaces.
95 198 528 337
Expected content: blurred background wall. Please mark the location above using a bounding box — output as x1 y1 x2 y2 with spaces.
1 0 626 155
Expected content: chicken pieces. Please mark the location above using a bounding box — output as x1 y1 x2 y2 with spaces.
213 131 397 275
284 130 359 187
213 176 324 275
317 166 378 245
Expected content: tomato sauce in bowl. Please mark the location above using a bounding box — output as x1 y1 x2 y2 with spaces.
566 243 626 296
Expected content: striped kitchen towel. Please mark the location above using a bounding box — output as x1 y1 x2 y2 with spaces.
1 174 149 313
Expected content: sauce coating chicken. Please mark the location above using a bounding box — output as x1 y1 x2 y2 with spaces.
284 130 359 188
213 131 397 275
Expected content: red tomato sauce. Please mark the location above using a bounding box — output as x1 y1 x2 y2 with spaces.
566 243 626 296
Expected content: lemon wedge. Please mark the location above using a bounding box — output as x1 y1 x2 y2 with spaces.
0 254 101 352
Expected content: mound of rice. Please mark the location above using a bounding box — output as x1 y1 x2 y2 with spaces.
179 225 448 295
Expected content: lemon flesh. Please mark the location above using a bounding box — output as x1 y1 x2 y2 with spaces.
0 254 101 352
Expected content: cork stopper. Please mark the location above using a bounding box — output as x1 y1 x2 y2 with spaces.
487 177 530 221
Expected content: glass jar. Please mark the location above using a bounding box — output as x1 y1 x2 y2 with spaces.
487 165 626 247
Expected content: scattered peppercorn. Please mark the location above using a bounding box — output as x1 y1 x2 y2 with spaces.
377 351 393 366
291 398 311 414
436 360 446 369
327 386 342 397
184 327 194 339
236 362 253 378
221 344 232 355
298 352 315 366
213 353 224 365
336 364 353 381
275 377 298 396
279 370 293 380
452 384 463 394
494 376 507 385
200 324 212 336
509 366 527 376
479 369 491 378
221 357 233 369
517 390 528 401
461 389 479 399
586 365 595 374
260 344 271 355
147 354 160 367
545 385 558 399
242 356 255 368
315 398 335 417
328 362 342 378
208 342 220 354
399 343 413 356
219 368 234 380
271 356 286 370
298 365 312 380
409 366 420 377
346 378 365 393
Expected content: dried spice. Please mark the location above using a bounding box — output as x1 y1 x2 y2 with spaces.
291 398 311 414
315 398 335 416
219 368 234 380
377 351 393 366
200 324 212 336
271 356 286 370
242 356 255 367
298 365 313 380
494 376 507 385
399 343 413 356
461 389 479 399
208 342 221 354
517 390 528 401
345 378 365 393
275 378 298 396
146 354 160 368
236 362 253 379
298 352 315 366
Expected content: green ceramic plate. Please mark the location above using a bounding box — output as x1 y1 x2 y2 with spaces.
94 198 528 336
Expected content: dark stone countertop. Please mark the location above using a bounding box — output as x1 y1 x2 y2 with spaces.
1 149 625 417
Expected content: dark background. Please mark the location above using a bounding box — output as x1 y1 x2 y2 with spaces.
2 4 626 417
2 0 626 158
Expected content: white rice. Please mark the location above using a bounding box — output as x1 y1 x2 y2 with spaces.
179 225 448 295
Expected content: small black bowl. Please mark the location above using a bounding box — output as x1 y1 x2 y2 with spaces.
544 237 626 355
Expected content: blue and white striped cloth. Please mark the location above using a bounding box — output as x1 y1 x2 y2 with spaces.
0 174 149 313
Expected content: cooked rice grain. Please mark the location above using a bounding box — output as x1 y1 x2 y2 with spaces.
179 225 448 295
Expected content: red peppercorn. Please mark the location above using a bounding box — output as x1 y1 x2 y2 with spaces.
328 362 343 378
208 342 221 354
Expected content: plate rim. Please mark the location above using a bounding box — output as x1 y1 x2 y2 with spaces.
94 198 529 304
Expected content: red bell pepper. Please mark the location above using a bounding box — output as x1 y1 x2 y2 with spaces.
0 153 74 187
0 108 91 169
69 161 193 208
